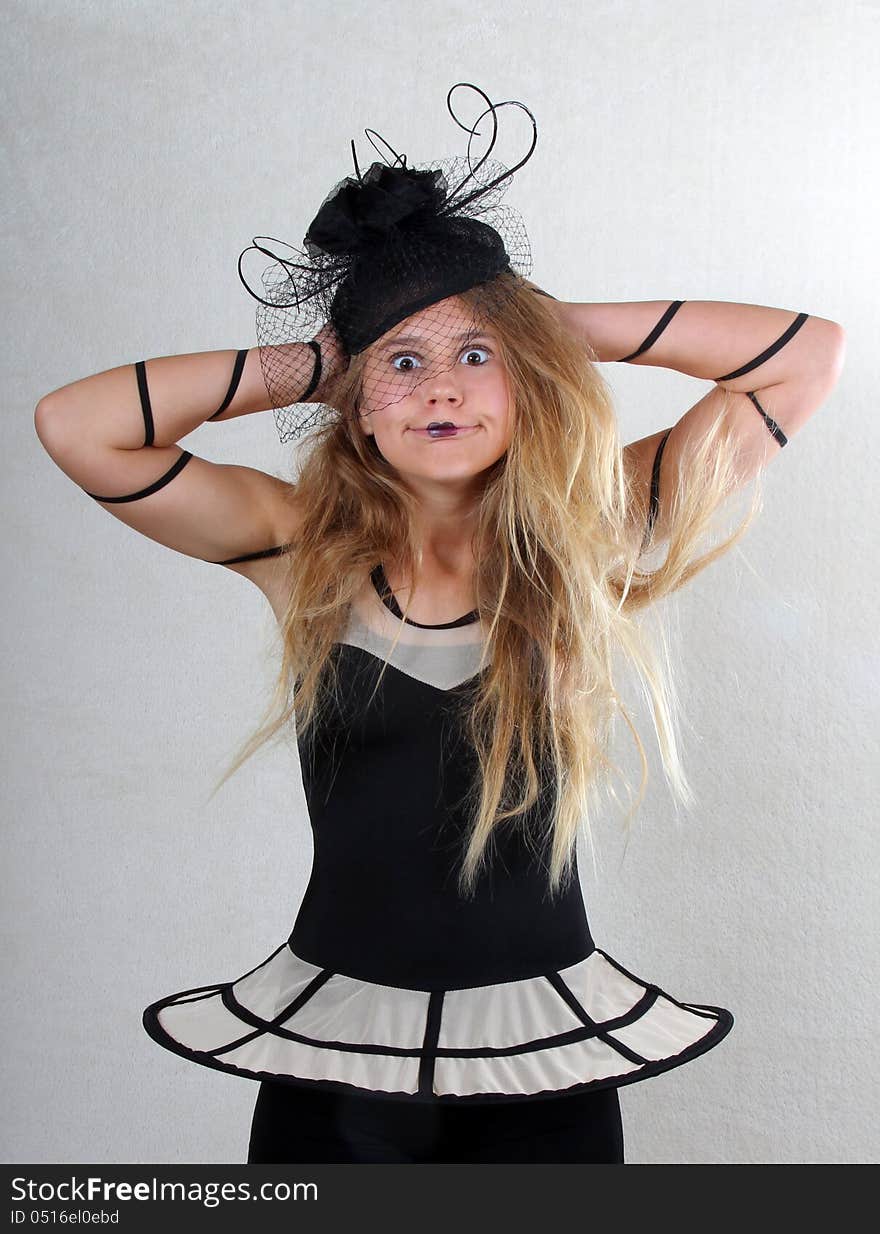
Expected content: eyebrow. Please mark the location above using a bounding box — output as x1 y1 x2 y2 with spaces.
379 330 495 350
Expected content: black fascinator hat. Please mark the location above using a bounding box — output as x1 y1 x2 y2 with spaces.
238 83 539 442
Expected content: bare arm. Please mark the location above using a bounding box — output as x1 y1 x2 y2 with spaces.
546 298 846 546
34 328 345 578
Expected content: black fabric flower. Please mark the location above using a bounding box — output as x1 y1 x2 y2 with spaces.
303 162 449 258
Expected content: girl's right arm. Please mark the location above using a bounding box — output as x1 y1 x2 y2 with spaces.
34 338 339 582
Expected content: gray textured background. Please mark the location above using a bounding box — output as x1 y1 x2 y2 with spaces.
3 0 877 1164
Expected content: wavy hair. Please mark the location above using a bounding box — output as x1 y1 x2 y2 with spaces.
207 272 762 900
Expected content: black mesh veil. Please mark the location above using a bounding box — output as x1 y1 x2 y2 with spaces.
236 83 539 443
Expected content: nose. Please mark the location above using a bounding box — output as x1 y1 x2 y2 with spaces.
424 371 464 406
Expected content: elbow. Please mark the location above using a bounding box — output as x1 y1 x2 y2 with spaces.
34 397 51 442
823 319 847 362
34 395 53 432
35 393 60 422
34 395 67 453
831 321 847 371
822 323 847 390
809 320 847 384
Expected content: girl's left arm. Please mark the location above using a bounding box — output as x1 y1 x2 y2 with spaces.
546 297 847 545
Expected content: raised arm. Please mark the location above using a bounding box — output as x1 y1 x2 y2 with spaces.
34 326 345 586
548 298 846 548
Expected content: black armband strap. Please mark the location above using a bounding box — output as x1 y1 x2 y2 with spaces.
205 342 321 418
744 390 788 447
635 389 786 557
134 360 155 447
207 348 250 420
617 302 687 363
709 312 806 450
84 449 194 503
299 340 323 402
713 313 809 383
138 347 254 439
213 543 293 566
83 342 318 508
618 303 804 448
641 428 672 553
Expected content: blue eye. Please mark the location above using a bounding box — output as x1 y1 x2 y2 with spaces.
390 345 491 372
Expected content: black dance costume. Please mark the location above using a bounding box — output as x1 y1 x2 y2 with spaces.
89 301 799 1162
139 432 737 1164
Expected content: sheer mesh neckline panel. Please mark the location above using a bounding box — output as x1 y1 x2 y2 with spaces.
340 567 488 693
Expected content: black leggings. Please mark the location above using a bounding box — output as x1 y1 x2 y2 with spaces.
247 1079 625 1164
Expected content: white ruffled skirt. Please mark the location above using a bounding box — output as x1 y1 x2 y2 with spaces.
142 940 733 1106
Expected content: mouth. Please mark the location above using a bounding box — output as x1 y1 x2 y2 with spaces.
408 425 480 440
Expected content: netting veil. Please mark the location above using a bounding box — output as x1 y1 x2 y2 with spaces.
236 83 539 443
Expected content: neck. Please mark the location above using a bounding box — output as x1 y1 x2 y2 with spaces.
414 514 478 572
400 480 477 563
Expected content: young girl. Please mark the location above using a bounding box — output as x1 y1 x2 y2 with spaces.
33 85 845 1164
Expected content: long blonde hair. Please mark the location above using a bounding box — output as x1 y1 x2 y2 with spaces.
208 273 762 900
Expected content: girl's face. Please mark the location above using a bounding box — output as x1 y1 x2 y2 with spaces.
358 297 513 482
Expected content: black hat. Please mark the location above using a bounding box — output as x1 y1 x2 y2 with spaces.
237 83 538 443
